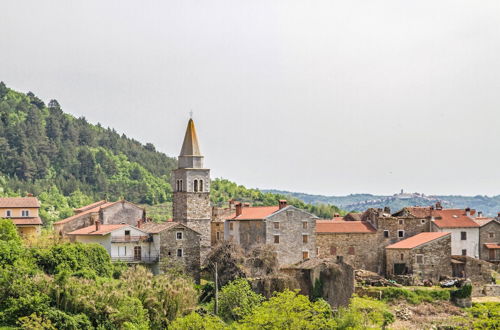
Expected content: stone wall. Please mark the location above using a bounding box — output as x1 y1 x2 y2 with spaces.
55 212 98 236
479 220 500 261
158 225 201 283
173 192 211 251
316 233 379 272
386 234 452 282
266 207 317 266
451 255 494 285
236 220 266 249
102 201 144 225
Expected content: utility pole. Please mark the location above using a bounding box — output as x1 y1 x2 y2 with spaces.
214 262 219 315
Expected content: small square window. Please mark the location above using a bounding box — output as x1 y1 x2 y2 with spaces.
177 249 183 257
125 230 130 236
383 230 389 238
302 251 309 259
303 235 308 244
348 247 355 255
461 232 467 240
489 232 495 238
274 222 280 229
416 255 423 264
462 249 467 256
302 221 308 229
176 232 183 240
398 230 404 238
5 210 11 217
274 235 280 244
22 210 29 217
400 253 404 261
398 219 404 225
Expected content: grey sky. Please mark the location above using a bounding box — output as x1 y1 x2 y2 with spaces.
1 0 500 196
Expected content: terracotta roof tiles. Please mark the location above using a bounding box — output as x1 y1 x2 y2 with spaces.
386 232 450 249
10 217 43 225
316 220 376 234
67 224 130 236
55 201 116 225
431 209 479 228
226 206 280 220
0 197 40 208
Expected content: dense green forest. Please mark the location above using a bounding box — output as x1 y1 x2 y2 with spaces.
0 82 342 225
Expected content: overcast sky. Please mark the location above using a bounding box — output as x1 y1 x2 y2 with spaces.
1 0 500 196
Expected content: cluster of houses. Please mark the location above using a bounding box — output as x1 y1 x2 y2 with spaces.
2 119 500 287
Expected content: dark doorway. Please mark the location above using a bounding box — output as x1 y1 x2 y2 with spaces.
394 263 406 275
134 246 141 261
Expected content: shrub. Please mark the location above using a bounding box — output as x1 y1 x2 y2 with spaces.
451 283 472 300
335 296 394 329
381 287 450 304
169 312 227 330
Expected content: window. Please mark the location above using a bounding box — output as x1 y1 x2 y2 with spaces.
303 235 308 244
216 232 220 240
399 219 404 225
462 249 467 256
383 230 389 238
274 235 280 244
194 180 198 192
199 180 203 192
302 251 309 259
134 246 141 260
348 247 355 255
400 253 404 261
273 222 280 229
5 210 11 217
421 219 426 224
124 230 130 236
302 221 308 229
176 232 183 240
398 230 404 238
229 223 234 230
316 247 319 255
21 210 29 217
461 232 467 240
177 249 183 257
489 232 495 239
330 246 337 255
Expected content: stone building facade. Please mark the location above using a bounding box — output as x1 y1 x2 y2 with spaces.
171 119 211 259
475 218 500 262
385 232 452 282
54 200 145 236
141 222 201 282
225 202 317 266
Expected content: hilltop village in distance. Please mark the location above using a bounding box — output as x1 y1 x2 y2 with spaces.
5 118 500 312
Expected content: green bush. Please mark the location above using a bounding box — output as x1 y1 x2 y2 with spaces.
381 287 450 304
335 296 394 329
451 283 472 300
466 302 500 329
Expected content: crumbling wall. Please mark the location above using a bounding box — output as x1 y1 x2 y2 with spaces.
452 255 494 285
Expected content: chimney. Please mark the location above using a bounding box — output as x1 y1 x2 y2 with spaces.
497 212 500 218
478 211 483 218
229 199 235 210
334 213 340 218
235 203 242 216
95 220 101 231
279 200 287 210
26 193 34 197
465 207 471 217
137 219 142 228
435 202 442 210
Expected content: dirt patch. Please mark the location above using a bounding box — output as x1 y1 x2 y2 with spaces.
388 300 466 329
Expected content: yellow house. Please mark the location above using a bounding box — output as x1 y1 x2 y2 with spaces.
0 197 43 236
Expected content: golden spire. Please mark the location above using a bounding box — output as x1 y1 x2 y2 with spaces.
180 119 201 156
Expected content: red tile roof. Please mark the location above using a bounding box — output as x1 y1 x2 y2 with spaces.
55 201 116 224
74 200 107 213
67 224 130 236
0 197 40 208
473 217 495 227
226 206 280 220
316 220 376 234
10 217 43 225
386 232 450 249
405 206 433 218
484 243 500 249
431 209 479 228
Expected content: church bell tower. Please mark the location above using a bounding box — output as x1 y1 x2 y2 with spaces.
172 119 211 256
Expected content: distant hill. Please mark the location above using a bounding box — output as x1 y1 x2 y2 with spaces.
263 189 500 217
0 82 343 224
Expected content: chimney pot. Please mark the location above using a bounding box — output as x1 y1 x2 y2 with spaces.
95 220 101 231
235 203 242 216
465 207 471 216
279 200 287 210
497 212 500 218
137 219 142 228
478 211 483 218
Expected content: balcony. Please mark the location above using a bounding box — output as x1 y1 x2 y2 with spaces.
111 235 150 243
111 256 159 263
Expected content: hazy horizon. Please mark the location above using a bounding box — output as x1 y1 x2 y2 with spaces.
2 0 500 196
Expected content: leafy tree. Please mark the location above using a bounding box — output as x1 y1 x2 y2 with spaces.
238 290 336 329
214 278 264 322
169 312 227 330
335 296 394 329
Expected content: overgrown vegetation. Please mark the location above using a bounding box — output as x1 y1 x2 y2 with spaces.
372 286 451 305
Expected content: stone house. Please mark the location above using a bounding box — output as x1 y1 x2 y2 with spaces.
430 208 480 258
0 196 43 236
141 221 201 282
225 200 317 266
385 232 452 281
315 219 378 272
451 255 495 287
473 217 500 263
54 200 145 236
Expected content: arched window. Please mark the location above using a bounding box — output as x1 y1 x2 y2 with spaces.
199 180 203 192
194 180 198 192
180 180 183 192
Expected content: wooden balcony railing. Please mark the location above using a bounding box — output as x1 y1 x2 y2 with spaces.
111 235 150 243
111 256 159 263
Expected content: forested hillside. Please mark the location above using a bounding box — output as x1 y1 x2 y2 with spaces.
0 82 342 225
